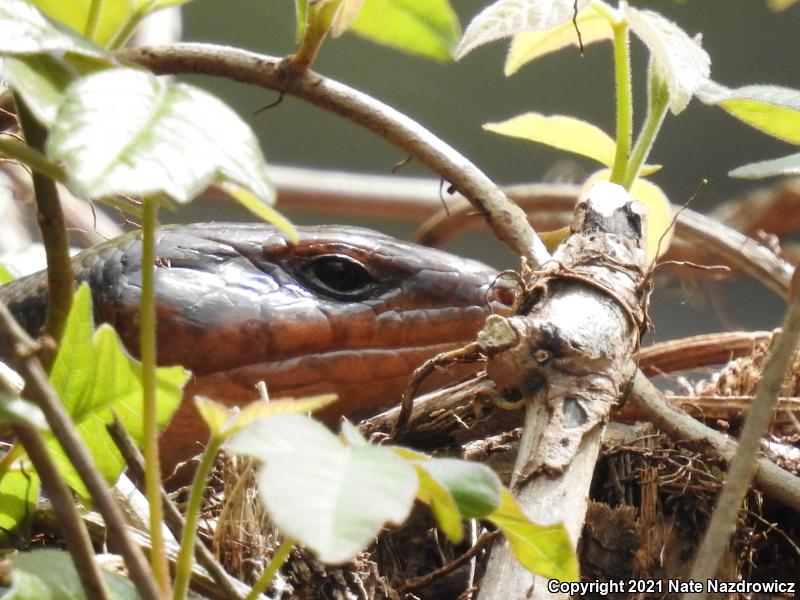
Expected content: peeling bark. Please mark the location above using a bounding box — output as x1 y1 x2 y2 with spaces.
477 182 649 600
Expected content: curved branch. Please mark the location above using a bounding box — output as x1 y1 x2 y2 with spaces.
210 166 793 298
414 184 793 298
629 371 800 513
118 43 550 265
638 330 773 375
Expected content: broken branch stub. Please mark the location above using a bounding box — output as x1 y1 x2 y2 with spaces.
479 181 649 480
477 182 650 599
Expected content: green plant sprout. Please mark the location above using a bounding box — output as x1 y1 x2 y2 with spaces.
457 0 800 259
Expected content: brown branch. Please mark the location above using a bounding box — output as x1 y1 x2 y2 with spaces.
210 166 793 298
118 43 551 266
397 530 499 594
13 95 74 359
638 331 773 375
11 423 110 600
629 371 800 513
414 184 793 298
0 301 160 600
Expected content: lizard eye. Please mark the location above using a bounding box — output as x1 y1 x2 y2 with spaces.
302 254 375 299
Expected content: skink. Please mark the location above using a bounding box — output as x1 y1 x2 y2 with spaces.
1 223 510 472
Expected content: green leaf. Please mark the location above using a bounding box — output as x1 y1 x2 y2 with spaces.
485 113 617 168
194 393 336 438
488 489 578 581
768 0 799 9
218 182 298 243
331 0 365 37
45 284 187 497
339 419 369 447
0 396 48 431
456 0 591 60
295 0 308 40
483 113 660 175
413 464 463 542
0 264 18 284
229 414 418 564
624 6 710 114
0 0 107 57
47 67 276 208
697 83 800 144
28 0 133 45
415 457 502 519
730 151 800 179
49 284 98 422
350 0 460 62
0 52 112 126
135 0 194 9
0 462 39 544
3 549 139 599
505 4 612 76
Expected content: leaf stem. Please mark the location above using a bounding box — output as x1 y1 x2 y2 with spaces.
84 0 104 40
609 19 632 186
245 537 295 600
140 197 171 596
0 135 66 181
0 442 23 482
14 95 74 365
623 80 669 189
172 435 224 600
108 5 149 51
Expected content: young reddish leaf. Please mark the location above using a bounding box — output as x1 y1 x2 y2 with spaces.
456 0 590 60
505 4 612 75
624 6 710 114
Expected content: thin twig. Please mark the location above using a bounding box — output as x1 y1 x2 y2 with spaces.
118 43 551 266
12 423 110 600
686 279 800 597
13 95 74 361
629 371 800 513
398 531 499 594
0 301 161 600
